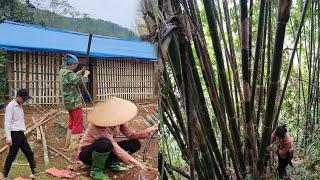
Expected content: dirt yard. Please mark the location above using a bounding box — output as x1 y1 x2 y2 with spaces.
0 103 158 180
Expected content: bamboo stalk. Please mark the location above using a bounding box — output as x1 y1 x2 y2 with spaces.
40 125 50 166
32 116 41 142
274 0 310 128
257 0 292 175
0 110 58 153
202 0 246 177
47 145 74 163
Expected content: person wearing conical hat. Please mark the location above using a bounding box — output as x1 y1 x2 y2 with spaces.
59 54 90 151
78 97 158 180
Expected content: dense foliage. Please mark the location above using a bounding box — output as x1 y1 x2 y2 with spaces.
141 0 320 179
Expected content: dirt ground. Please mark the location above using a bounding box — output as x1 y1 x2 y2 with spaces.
0 104 158 180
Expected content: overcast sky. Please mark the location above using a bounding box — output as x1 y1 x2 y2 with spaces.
34 0 140 32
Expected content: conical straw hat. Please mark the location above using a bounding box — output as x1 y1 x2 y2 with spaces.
88 97 138 127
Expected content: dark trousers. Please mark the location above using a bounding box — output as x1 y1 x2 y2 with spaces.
79 137 141 166
3 131 36 177
277 152 293 179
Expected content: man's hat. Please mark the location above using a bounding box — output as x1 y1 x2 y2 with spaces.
88 97 138 127
63 54 78 65
17 88 32 101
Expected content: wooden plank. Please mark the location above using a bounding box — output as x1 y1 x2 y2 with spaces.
107 59 110 99
39 53 43 104
107 59 110 100
45 53 48 104
40 125 49 166
49 53 53 104
56 53 62 104
137 60 140 101
0 110 58 153
23 53 27 88
121 59 124 99
44 52 47 104
6 51 14 99
43 52 46 104
12 53 15 97
32 116 41 142
103 60 106 101
118 59 121 99
143 61 146 101
116 59 119 99
26 52 29 90
35 52 40 104
96 60 101 101
99 60 102 101
31 52 35 103
92 59 97 102
47 145 73 163
111 59 114 99
128 59 131 100
124 59 127 100
98 60 101 101
18 52 21 90
97 61 100 101
54 53 57 104
48 53 51 104
132 60 135 101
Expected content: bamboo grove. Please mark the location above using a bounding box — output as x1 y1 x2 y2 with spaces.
140 0 319 179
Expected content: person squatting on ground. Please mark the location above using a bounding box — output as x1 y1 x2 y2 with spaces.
267 125 293 179
78 97 158 180
59 54 90 151
2 89 39 179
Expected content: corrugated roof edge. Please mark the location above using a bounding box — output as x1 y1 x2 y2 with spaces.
0 44 158 61
2 20 154 44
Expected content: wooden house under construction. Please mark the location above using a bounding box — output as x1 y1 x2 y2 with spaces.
0 21 157 104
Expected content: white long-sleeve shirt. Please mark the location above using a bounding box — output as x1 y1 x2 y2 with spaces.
4 99 26 140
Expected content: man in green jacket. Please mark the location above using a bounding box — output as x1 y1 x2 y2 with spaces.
59 54 90 151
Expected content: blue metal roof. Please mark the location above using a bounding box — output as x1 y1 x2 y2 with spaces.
0 20 157 60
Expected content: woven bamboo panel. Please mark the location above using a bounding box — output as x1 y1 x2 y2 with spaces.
7 52 156 104
7 52 63 104
95 58 155 102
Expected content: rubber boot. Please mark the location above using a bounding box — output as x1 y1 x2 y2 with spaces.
68 134 81 151
90 151 110 180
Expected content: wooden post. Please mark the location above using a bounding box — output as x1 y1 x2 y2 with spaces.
47 145 73 163
92 58 97 102
40 125 49 166
32 116 41 142
6 51 14 99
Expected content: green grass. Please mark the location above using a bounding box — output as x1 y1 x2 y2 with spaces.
5 150 70 179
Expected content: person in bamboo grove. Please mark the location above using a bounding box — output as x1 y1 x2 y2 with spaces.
266 125 293 179
78 97 158 180
59 54 90 151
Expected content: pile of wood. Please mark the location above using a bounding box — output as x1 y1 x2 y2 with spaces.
0 108 73 165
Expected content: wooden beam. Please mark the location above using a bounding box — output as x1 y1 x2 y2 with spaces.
40 125 49 166
0 110 59 153
32 116 41 142
47 145 74 163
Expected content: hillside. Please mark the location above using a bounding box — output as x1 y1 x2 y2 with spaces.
33 9 138 39
0 0 138 39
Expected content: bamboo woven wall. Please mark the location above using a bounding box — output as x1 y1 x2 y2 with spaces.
94 58 156 102
7 52 63 104
6 52 156 104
